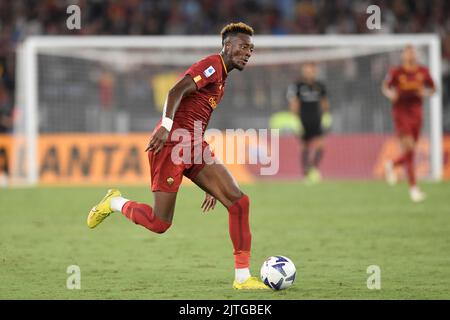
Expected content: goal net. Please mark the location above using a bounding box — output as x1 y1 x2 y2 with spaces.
11 35 442 185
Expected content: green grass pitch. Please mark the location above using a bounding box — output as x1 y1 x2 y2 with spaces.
1 181 449 299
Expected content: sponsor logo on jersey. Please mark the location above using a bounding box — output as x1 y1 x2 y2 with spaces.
300 85 320 102
399 74 422 90
203 66 216 78
208 97 217 109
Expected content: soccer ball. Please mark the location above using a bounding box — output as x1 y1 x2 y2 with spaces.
260 256 296 290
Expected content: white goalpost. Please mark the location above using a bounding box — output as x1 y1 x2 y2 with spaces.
14 34 442 185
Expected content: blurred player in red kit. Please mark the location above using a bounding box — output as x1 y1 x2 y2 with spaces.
87 22 268 290
382 45 436 202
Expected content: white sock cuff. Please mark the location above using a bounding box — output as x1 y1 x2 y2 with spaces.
235 268 251 283
110 196 130 212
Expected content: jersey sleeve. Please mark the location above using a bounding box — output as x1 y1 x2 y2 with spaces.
184 56 221 90
422 67 435 88
385 68 398 87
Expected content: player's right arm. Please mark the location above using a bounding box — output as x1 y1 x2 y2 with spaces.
286 84 300 114
382 68 398 103
145 75 197 154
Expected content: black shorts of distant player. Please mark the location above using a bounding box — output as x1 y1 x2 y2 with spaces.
301 117 323 142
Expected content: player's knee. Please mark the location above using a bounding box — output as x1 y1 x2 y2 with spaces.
153 224 171 234
152 220 171 234
226 190 249 210
227 188 244 204
149 211 172 234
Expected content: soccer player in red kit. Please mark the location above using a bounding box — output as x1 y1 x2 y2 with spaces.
382 45 436 202
87 22 268 290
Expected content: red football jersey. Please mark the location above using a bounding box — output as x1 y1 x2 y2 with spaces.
172 54 228 138
385 65 434 109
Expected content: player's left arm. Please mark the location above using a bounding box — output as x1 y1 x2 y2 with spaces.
286 84 300 115
320 97 330 113
320 85 332 130
419 68 437 98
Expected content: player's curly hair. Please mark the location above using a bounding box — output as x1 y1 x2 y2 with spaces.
220 22 254 45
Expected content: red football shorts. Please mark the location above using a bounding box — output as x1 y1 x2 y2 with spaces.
392 106 422 141
148 140 215 193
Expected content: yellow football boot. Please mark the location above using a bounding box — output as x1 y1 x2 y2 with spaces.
233 276 270 290
87 189 121 229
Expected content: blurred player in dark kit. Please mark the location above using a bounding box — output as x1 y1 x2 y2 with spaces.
287 62 331 183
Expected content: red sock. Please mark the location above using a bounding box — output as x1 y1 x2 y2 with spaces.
228 195 252 269
122 201 171 234
405 151 416 187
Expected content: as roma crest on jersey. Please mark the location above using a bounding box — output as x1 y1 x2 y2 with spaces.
208 97 217 109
